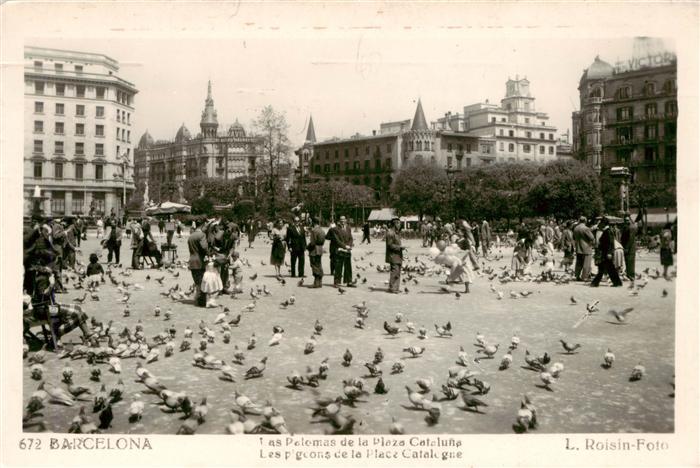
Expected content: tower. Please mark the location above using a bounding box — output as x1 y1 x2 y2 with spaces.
200 80 219 138
305 115 317 143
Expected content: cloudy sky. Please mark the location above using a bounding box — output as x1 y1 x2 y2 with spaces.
26 36 673 147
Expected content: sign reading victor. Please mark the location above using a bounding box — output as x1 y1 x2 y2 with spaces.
614 51 676 74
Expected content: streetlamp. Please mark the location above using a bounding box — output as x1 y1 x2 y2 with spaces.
446 168 459 222
115 152 131 219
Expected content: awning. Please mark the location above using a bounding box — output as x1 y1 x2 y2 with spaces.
145 201 191 215
367 208 396 222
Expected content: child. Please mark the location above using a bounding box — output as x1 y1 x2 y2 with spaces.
201 256 223 308
229 251 244 293
433 240 473 293
86 253 104 289
540 241 555 281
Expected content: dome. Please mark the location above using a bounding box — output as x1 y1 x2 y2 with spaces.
227 119 246 138
175 123 192 143
137 130 154 149
585 55 614 80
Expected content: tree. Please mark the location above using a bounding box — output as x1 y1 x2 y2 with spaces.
526 160 603 220
127 180 146 211
253 106 291 219
302 180 375 223
191 197 214 215
391 159 448 219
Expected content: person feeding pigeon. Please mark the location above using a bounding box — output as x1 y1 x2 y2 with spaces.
385 217 405 294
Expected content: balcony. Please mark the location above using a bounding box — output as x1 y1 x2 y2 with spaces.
585 97 603 105
664 111 678 119
608 137 637 147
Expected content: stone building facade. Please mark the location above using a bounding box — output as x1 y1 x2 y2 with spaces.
23 46 138 217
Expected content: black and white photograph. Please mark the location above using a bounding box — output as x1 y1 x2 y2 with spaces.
1 2 698 467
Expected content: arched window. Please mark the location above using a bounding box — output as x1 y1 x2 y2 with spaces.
417 141 422 151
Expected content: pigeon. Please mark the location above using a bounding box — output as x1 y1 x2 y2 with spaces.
629 363 645 381
342 349 353 367
560 339 581 354
434 323 452 337
603 348 615 368
395 312 403 323
383 321 400 336
128 401 145 423
374 377 389 394
476 343 499 359
539 372 556 390
364 362 382 377
415 377 434 393
389 416 404 434
193 397 209 424
460 391 488 413
405 386 426 408
244 357 268 379
499 350 513 370
403 346 425 358
510 334 521 350
570 296 578 305
313 320 323 336
30 364 45 381
608 307 635 323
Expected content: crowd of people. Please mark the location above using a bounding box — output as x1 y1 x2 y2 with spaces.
22 205 677 351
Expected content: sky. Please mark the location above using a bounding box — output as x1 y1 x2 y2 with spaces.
26 36 674 148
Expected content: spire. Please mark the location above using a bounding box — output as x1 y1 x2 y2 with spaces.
305 115 316 143
411 99 428 131
200 80 219 137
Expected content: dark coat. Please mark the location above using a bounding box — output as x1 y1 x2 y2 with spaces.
328 225 353 253
308 226 325 257
573 222 595 255
597 226 615 260
385 228 403 264
620 222 637 253
285 224 307 252
187 229 208 270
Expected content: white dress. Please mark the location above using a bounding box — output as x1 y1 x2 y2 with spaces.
200 261 223 294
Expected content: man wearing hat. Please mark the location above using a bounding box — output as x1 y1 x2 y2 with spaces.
591 217 623 287
385 217 405 293
573 216 595 281
307 217 326 288
285 216 307 277
328 215 355 288
620 213 637 281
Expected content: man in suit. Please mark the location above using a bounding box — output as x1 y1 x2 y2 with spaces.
385 217 404 294
325 220 338 276
328 215 355 287
620 214 637 281
188 220 209 307
285 216 307 277
591 217 623 287
307 217 325 288
480 220 492 257
573 216 595 281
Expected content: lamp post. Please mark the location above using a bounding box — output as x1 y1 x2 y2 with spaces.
446 168 459 222
115 152 131 219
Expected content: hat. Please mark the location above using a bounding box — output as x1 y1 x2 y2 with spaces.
339 216 347 221
391 216 400 222
579 216 587 223
294 216 300 222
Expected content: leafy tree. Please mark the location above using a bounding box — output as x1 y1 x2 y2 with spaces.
191 197 214 215
391 159 448 219
302 180 374 223
526 160 603 220
253 106 291 218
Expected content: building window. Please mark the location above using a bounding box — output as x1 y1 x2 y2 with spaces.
96 106 104 118
666 145 676 161
499 129 504 136
353 161 360 170
508 143 514 152
323 164 330 173
55 103 64 115
127 113 130 124
644 147 657 164
34 81 44 94
127 131 131 143
466 158 472 167
644 124 657 140
387 144 392 153
539 145 545 154
55 122 64 134
75 65 83 73
491 117 496 123
523 144 531 153
447 143 452 152
96 87 106 99
56 83 65 96
508 130 514 137
501 118 506 122
55 162 63 179
617 107 632 121
616 127 633 144
549 146 554 155
506 103 512 111
116 128 120 141
55 141 64 154
663 79 676 93
95 143 104 156
644 82 656 95
76 85 85 98
34 121 43 133
525 118 530 124
664 122 676 139
54 63 63 72
617 86 631 99
408 141 413 151
665 100 677 115
76 104 85 116
374 159 381 170
72 192 84 212
526 131 532 138
499 142 504 151
33 60 43 69
385 158 391 169
645 103 657 117
34 101 44 113
76 123 84 135
314 165 321 174
33 162 42 178
344 162 350 172
33 140 43 153
364 160 370 170
76 142 84 155
51 193 65 214
95 165 103 180
96 125 104 137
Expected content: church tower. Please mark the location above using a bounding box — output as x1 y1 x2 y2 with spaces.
200 80 219 138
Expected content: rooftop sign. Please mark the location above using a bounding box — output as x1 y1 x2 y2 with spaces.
614 51 676 74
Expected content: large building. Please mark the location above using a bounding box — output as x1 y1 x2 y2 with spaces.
23 46 138 217
434 77 559 163
296 100 495 201
134 82 261 204
571 38 677 207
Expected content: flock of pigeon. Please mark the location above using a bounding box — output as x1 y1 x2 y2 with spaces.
23 236 675 435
